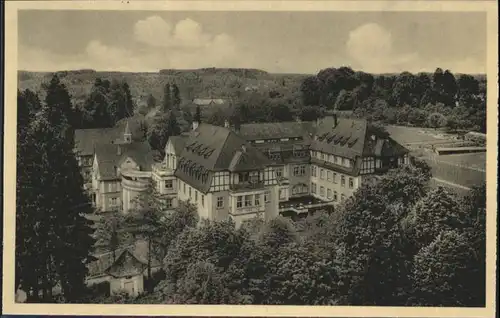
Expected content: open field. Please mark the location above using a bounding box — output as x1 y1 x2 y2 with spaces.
386 125 487 189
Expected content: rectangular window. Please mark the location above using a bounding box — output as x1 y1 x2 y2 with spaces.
189 187 192 198
237 196 243 208
333 172 337 183
311 182 317 194
275 167 283 178
320 186 325 197
245 195 252 206
293 166 299 176
334 191 338 201
166 198 173 209
349 177 354 189
245 195 252 207
327 188 332 200
255 194 260 206
311 166 317 177
300 165 306 175
320 169 325 180
165 180 173 189
217 196 224 208
341 176 346 187
195 191 198 202
335 156 341 165
110 197 118 206
201 195 205 207
264 191 270 203
327 171 332 182
279 189 286 199
183 183 186 193
321 153 325 160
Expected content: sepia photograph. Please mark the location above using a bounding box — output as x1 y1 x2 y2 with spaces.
3 0 498 316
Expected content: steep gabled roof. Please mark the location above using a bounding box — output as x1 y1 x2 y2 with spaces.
94 141 155 180
105 249 145 278
174 123 271 193
311 117 409 160
74 117 147 157
238 121 316 141
311 117 368 159
74 128 121 157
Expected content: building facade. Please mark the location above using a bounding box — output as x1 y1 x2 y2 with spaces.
75 115 409 226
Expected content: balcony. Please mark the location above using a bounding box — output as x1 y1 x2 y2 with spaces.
231 205 265 215
152 163 175 178
229 180 266 192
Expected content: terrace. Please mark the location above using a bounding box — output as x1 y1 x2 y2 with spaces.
279 195 332 216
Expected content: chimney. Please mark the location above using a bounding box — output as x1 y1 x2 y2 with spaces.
192 120 199 131
117 145 122 155
224 120 230 128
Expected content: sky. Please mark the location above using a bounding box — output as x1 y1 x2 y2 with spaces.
18 10 487 74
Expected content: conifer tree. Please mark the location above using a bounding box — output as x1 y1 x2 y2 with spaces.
122 81 134 116
194 105 201 123
162 83 172 112
16 85 95 302
43 74 75 144
171 83 181 110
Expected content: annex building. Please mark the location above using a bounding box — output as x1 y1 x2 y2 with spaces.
74 115 409 227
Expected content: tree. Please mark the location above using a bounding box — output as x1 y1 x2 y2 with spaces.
43 74 75 142
16 111 95 302
390 72 417 107
162 219 251 302
122 81 134 116
411 187 464 249
125 181 172 289
334 90 354 111
299 105 322 121
412 230 480 306
457 74 480 100
267 103 294 122
171 84 181 110
155 201 199 262
146 94 157 109
147 111 181 155
300 76 321 106
407 108 428 127
206 107 229 126
267 241 340 305
162 83 172 111
93 213 132 261
107 80 128 125
21 89 42 114
83 78 112 128
427 112 447 129
194 105 201 123
331 164 432 305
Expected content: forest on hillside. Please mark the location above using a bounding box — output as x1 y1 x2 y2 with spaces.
19 66 487 136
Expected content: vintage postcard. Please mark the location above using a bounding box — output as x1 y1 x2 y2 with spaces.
2 0 498 317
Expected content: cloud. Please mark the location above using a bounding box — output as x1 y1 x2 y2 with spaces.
346 23 419 73
19 16 251 72
345 23 485 74
134 16 215 49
